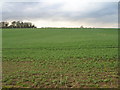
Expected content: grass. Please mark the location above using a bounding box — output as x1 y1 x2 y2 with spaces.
2 28 118 88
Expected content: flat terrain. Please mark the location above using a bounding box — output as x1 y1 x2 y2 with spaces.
2 28 118 88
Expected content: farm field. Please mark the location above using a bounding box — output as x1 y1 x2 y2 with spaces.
2 28 118 88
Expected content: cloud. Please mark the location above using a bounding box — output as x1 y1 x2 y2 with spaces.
1 1 118 28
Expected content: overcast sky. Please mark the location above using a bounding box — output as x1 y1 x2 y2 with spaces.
0 0 119 28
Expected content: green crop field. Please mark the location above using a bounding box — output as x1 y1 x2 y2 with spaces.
2 28 118 88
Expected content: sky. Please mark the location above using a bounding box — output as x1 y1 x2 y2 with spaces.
0 0 119 28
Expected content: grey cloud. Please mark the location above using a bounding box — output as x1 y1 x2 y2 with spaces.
2 2 64 20
60 2 118 25
2 2 118 27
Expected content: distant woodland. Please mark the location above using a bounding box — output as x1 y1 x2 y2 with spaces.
0 21 37 28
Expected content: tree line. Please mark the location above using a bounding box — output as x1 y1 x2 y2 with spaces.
0 21 37 28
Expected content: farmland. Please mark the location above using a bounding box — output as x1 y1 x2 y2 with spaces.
2 28 118 88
